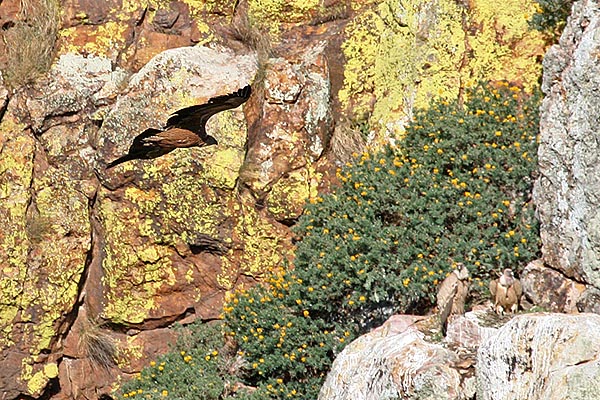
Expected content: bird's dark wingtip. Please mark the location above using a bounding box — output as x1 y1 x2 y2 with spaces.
241 84 251 97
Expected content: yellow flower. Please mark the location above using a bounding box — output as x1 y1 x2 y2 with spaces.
303 310 310 317
161 390 168 397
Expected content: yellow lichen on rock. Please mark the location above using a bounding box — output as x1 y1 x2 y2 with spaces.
23 362 59 395
468 0 544 92
98 191 176 324
0 119 34 346
339 0 545 139
340 0 466 140
267 166 321 221
58 0 146 59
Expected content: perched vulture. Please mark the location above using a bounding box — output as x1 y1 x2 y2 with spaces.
489 268 522 314
106 85 251 168
436 263 470 334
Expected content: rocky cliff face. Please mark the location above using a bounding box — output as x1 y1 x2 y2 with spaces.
0 0 553 398
533 0 600 308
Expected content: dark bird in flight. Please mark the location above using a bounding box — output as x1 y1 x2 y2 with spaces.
106 85 251 169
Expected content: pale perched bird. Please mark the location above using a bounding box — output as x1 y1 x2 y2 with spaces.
106 85 251 168
489 268 522 314
437 263 470 334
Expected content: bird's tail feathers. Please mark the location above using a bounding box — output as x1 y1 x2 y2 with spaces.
105 154 135 169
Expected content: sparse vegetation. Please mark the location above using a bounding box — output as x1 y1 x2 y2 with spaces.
0 0 60 89
78 318 118 370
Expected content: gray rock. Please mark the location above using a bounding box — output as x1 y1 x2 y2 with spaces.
521 259 586 313
534 0 600 288
477 313 600 400
319 315 465 400
576 286 600 314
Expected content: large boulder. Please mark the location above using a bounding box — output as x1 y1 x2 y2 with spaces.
319 315 467 400
477 313 600 400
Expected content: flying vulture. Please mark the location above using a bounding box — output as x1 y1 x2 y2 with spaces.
436 263 470 335
489 268 522 315
106 85 251 169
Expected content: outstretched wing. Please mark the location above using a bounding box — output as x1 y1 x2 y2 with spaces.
105 128 172 169
166 85 251 139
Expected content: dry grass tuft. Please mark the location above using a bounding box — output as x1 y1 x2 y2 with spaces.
329 121 368 165
0 0 60 89
78 318 118 370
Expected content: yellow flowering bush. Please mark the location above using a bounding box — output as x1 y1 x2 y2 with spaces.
224 81 540 399
117 322 261 400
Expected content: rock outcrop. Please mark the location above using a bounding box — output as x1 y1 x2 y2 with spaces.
319 315 470 400
521 259 586 313
534 0 600 289
477 313 600 400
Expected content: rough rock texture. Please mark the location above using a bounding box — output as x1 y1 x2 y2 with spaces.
0 0 566 398
0 42 334 398
576 286 600 314
521 259 586 312
319 315 467 400
534 0 600 288
477 313 600 400
445 311 499 350
0 54 117 399
241 46 332 222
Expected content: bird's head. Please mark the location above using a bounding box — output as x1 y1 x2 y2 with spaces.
500 268 515 285
454 263 470 280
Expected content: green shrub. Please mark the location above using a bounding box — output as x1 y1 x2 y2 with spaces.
116 322 260 400
225 81 541 399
